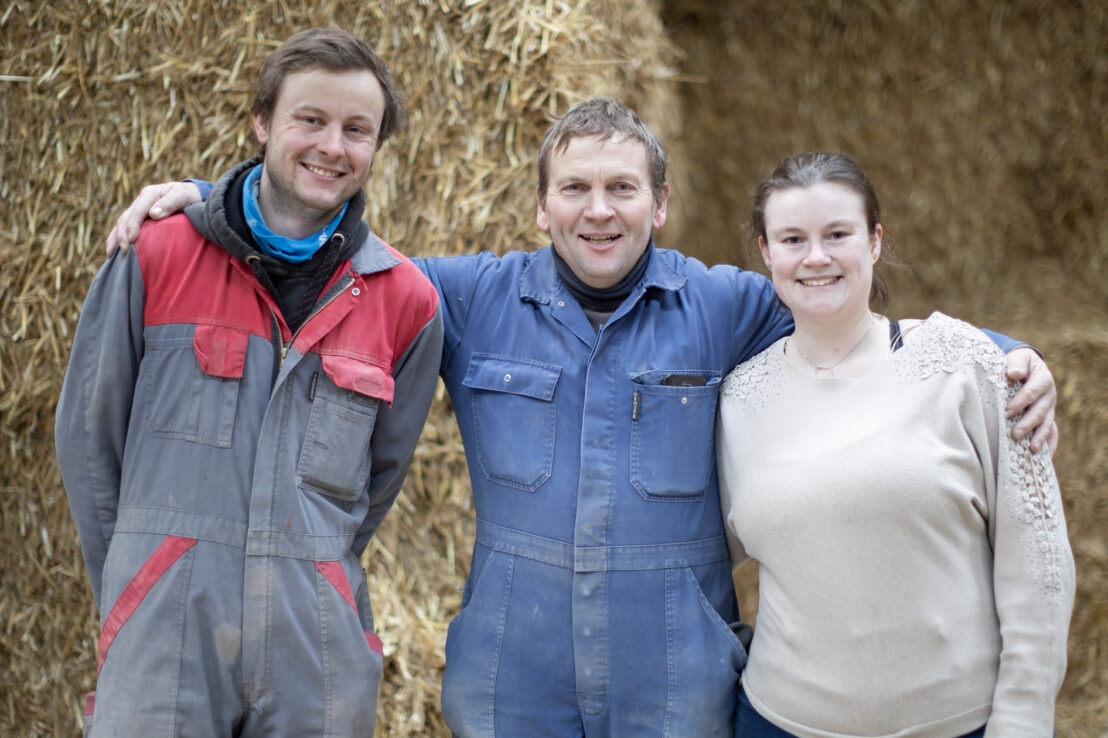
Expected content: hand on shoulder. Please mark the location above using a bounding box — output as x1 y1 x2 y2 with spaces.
106 181 203 256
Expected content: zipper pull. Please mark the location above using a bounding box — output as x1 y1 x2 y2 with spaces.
632 389 641 421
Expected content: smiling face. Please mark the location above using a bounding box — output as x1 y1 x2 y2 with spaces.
537 134 668 289
252 67 385 239
759 181 882 327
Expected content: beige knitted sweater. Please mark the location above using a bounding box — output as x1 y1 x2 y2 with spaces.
716 313 1073 738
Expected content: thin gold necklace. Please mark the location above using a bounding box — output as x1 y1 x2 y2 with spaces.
790 315 878 377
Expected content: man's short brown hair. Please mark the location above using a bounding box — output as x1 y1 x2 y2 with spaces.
252 27 405 147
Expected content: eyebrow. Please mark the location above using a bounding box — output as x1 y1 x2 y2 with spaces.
290 104 378 126
554 170 646 185
771 219 860 234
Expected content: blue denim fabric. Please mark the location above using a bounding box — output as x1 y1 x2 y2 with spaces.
419 247 791 736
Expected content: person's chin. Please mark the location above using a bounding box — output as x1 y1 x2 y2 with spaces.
785 293 836 316
297 189 347 215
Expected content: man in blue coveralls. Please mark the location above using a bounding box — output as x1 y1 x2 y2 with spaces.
106 97 1057 737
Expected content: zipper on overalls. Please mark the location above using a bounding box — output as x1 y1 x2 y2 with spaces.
291 272 354 351
268 273 354 377
255 234 354 384
268 309 284 389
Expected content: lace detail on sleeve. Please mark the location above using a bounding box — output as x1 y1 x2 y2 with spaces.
720 341 784 409
899 313 1068 598
1000 388 1069 598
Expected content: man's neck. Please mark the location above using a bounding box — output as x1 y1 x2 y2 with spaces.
257 183 336 241
552 241 652 312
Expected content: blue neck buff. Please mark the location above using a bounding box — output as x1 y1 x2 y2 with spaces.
242 164 348 263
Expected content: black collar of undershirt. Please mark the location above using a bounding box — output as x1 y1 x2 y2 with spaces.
221 166 364 275
551 241 652 312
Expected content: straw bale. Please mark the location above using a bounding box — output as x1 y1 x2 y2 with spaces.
664 2 1107 735
1 0 677 735
3 0 1106 735
662 0 1107 302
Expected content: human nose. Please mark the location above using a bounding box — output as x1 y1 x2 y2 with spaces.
315 124 344 156
803 239 832 265
583 190 615 220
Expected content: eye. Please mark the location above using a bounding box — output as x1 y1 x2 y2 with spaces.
781 235 804 246
828 230 849 240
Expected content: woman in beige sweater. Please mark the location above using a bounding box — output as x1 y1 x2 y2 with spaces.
716 152 1074 738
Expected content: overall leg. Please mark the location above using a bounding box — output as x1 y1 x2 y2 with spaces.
442 550 583 737
91 537 244 738
604 565 743 738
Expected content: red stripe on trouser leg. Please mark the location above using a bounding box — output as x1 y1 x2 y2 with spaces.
97 536 198 673
316 560 384 655
315 560 358 609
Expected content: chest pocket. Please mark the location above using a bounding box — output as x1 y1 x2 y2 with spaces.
297 355 391 501
630 369 721 500
462 354 561 492
144 325 246 448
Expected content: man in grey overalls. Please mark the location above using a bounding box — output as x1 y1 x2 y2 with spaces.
57 28 442 736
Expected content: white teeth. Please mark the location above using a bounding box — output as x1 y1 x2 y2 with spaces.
801 277 837 286
583 235 617 243
305 164 339 178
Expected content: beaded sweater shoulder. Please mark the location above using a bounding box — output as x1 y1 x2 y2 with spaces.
719 312 1068 598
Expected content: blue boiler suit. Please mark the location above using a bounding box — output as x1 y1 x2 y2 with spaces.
418 245 790 737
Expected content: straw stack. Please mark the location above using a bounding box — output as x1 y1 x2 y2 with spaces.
3 0 1105 735
664 3 1108 735
0 1 677 735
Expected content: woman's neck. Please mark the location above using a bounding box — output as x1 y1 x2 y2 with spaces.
788 310 887 377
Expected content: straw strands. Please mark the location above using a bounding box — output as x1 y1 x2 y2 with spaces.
1 1 678 734
664 3 1108 734
2 0 1106 735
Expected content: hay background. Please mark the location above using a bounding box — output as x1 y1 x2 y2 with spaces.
1 1 1104 735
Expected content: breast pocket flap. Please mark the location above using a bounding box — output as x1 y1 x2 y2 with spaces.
321 354 395 404
462 355 560 401
193 324 247 379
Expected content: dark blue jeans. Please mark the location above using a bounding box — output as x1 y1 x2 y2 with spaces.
735 686 986 738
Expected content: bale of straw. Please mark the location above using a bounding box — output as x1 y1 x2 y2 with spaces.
1 1 678 735
3 0 1107 735
663 0 1107 302
663 3 1108 735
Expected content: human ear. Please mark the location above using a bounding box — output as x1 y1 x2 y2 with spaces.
652 183 671 230
759 236 771 269
252 112 269 147
536 195 549 231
